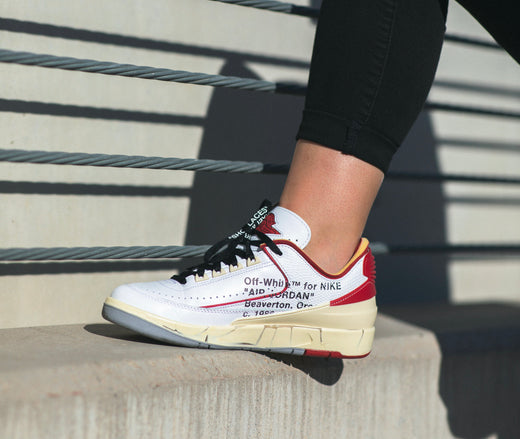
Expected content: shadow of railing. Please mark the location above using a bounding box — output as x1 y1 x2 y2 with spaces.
384 302 520 439
0 17 309 68
433 79 520 98
0 98 205 126
0 181 192 197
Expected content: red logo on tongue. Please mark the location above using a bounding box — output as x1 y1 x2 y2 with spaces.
256 213 280 235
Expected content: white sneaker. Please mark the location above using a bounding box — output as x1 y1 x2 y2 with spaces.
102 202 377 358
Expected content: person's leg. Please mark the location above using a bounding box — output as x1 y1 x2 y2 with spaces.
456 0 519 63
280 0 447 272
280 141 383 273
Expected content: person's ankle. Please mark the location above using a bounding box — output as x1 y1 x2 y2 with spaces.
277 202 360 273
303 237 360 274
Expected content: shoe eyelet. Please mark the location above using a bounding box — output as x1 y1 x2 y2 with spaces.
246 256 261 267
195 273 210 282
212 269 224 278
229 262 243 272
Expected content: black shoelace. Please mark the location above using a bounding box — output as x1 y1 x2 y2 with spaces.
172 200 282 285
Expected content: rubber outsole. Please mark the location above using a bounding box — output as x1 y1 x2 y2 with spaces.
102 297 375 358
102 303 306 355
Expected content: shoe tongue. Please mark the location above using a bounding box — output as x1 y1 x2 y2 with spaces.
256 206 311 249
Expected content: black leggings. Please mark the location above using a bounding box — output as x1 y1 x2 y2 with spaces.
296 0 519 173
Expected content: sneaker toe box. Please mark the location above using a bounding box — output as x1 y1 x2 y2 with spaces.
110 280 183 311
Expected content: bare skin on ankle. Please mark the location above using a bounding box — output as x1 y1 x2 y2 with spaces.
279 140 384 274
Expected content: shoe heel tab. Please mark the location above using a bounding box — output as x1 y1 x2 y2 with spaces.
357 237 370 254
331 238 370 276
363 246 376 282
349 238 370 262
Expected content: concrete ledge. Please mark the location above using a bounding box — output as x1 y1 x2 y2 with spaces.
2 308 519 439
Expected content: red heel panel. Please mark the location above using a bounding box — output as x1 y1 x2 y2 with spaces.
330 280 376 306
363 247 376 283
330 249 377 306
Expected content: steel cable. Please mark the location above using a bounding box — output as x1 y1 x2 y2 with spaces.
2 148 520 185
443 33 501 49
386 171 520 185
2 49 518 119
209 0 502 50
209 0 319 17
0 245 211 261
0 148 266 173
425 102 520 119
385 244 520 254
0 49 279 93
0 11 514 264
1 243 520 261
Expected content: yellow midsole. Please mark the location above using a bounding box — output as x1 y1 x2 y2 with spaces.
104 297 377 356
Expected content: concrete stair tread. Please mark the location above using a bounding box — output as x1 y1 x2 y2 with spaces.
0 314 435 398
2 308 519 439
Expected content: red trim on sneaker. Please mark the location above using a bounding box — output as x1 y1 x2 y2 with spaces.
363 247 376 282
330 247 376 305
256 213 281 235
200 240 376 309
304 349 371 359
330 280 376 306
271 239 369 279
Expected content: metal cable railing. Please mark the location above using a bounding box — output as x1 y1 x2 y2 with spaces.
1 49 519 120
425 102 520 119
209 0 502 50
0 49 283 92
210 0 318 17
0 148 268 174
0 246 210 261
1 1 518 264
443 33 502 49
1 243 519 261
2 148 520 185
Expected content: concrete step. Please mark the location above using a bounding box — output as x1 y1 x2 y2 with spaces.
1 305 519 439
